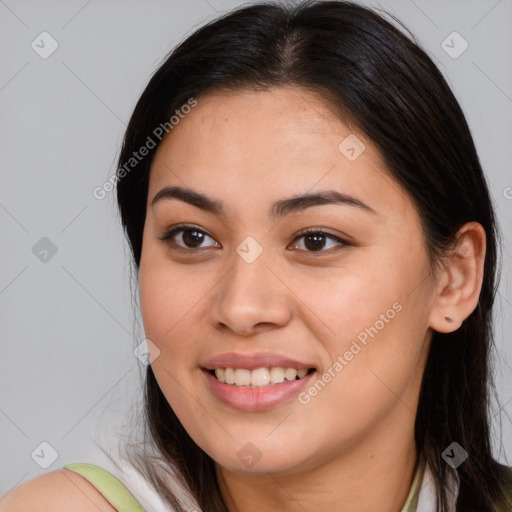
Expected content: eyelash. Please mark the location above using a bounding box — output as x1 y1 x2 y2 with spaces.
157 224 349 254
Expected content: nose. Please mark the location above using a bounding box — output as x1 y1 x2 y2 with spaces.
208 248 293 337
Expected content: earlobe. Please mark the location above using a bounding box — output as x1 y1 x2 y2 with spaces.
428 222 486 334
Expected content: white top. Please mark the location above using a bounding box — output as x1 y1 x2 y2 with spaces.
100 454 459 512
416 460 459 512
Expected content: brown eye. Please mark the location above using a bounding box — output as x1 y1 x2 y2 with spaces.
303 233 328 251
289 230 348 253
181 230 206 248
158 225 220 250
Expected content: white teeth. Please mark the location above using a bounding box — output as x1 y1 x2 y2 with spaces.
269 367 285 383
212 366 312 387
251 368 270 386
224 368 236 385
234 368 251 386
284 368 297 381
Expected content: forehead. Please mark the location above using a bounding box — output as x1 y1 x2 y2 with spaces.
148 86 411 220
164 86 349 156
190 86 344 133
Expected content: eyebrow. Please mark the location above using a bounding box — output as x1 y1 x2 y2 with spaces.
151 185 377 219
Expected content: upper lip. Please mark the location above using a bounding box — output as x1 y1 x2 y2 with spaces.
202 352 316 371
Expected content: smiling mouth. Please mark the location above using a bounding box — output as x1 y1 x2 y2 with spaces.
208 367 316 388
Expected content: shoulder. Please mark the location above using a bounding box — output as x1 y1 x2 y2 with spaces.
0 468 117 512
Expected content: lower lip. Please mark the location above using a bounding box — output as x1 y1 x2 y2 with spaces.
202 369 317 412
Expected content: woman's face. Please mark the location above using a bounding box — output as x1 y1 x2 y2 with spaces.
139 86 435 475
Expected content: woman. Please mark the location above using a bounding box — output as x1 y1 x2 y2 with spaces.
3 1 511 511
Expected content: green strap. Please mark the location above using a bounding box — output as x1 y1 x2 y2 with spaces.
400 458 424 512
64 463 145 512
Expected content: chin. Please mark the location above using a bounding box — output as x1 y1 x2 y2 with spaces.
215 453 306 475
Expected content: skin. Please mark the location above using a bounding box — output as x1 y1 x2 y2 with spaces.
138 86 486 512
0 468 117 511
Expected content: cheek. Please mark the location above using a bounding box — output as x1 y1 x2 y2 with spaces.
138 256 207 425
295 262 404 350
298 257 429 401
139 251 210 345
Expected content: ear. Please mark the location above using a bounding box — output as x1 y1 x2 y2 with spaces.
428 221 486 333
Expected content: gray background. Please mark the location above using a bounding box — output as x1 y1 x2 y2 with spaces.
1 0 511 497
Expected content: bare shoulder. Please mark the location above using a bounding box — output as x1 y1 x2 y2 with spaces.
0 468 117 512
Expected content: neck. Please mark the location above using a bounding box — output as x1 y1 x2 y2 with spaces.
216 409 419 512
